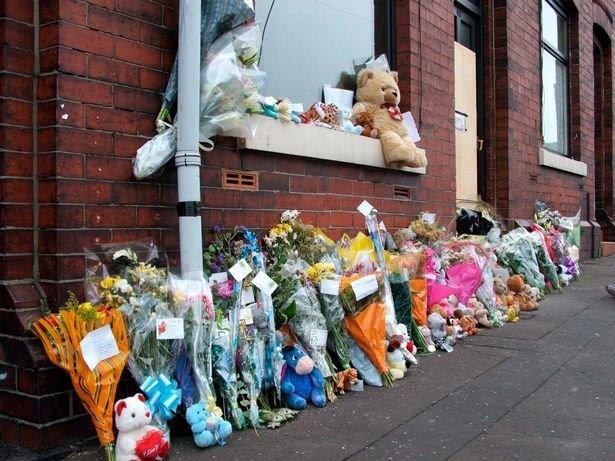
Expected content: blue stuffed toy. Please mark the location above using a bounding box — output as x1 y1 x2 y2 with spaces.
281 345 327 410
185 399 232 448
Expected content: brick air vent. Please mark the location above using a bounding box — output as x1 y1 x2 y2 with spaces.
222 169 258 191
394 186 411 199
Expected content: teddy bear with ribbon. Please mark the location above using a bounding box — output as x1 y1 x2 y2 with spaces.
352 68 427 168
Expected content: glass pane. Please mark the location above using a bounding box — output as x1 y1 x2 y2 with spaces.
542 0 567 54
542 49 568 155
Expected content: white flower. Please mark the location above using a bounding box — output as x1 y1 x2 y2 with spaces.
280 209 300 223
112 248 138 263
115 278 133 294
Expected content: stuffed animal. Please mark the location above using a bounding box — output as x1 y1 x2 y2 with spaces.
418 325 437 353
385 336 407 380
339 106 363 134
281 345 326 410
427 312 454 352
352 68 427 168
299 102 342 130
457 314 478 335
185 399 232 448
334 368 359 394
114 393 169 461
354 111 379 138
507 306 519 323
277 98 300 123
508 275 539 311
396 323 418 365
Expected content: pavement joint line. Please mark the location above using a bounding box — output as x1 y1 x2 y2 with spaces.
443 319 606 460
343 354 513 461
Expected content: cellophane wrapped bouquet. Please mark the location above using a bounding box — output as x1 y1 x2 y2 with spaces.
32 295 129 461
337 234 393 386
495 228 546 293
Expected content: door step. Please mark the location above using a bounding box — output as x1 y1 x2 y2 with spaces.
601 241 615 257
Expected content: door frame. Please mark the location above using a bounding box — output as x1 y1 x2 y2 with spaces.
454 0 485 200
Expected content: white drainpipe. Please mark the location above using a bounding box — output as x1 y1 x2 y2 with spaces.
175 0 203 280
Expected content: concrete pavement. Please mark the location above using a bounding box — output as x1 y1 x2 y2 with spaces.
63 256 615 460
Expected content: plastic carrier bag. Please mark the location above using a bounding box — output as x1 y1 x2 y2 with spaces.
133 124 176 180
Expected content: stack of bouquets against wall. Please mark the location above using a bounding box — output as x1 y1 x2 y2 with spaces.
30 201 581 459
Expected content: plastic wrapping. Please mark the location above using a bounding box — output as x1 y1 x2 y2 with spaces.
84 241 165 304
496 228 546 291
288 284 333 379
133 126 176 180
199 24 265 141
347 336 382 387
32 306 129 457
158 0 255 126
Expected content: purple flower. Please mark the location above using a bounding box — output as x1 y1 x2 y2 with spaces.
217 280 234 299
213 225 222 233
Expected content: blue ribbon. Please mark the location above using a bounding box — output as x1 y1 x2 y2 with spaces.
140 374 182 421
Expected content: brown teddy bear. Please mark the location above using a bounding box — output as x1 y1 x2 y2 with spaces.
507 275 539 311
352 69 428 168
354 111 379 138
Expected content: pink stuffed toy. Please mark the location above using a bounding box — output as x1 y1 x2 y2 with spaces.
115 393 169 461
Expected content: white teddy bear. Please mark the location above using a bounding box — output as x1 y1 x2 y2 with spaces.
115 393 169 461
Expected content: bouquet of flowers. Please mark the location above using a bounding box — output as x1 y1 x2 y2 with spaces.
32 296 129 461
308 260 351 371
528 229 562 291
408 217 446 245
114 262 181 439
495 228 546 292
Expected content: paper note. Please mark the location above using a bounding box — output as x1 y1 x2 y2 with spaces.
209 272 228 285
320 277 341 296
239 306 254 325
229 259 252 281
80 325 120 371
421 212 436 224
309 329 328 348
351 274 379 301
252 270 278 296
242 286 255 305
156 318 185 340
402 111 421 143
323 86 354 110
357 200 375 216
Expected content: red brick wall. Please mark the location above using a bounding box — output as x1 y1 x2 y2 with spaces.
483 0 614 224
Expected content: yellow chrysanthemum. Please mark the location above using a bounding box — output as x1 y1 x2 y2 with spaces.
100 277 116 290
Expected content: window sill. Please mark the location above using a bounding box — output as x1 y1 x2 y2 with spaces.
539 148 587 177
239 115 426 175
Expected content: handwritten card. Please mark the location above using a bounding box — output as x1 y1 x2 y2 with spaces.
351 274 379 301
239 306 254 325
209 272 228 285
80 325 120 371
242 286 255 305
252 270 278 296
229 259 252 282
155 318 184 340
320 277 341 296
357 200 375 217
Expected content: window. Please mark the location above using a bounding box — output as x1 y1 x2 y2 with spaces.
255 0 375 107
541 0 569 156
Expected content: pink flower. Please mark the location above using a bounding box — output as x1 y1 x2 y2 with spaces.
216 280 233 300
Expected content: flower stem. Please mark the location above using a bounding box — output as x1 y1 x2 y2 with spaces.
104 443 116 461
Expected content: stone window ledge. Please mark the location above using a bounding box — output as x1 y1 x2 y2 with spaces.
539 147 587 177
239 115 426 174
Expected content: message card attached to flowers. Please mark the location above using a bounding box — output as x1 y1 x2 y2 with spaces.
155 318 185 340
80 324 120 371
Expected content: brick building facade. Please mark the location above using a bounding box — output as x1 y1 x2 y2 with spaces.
0 0 613 455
